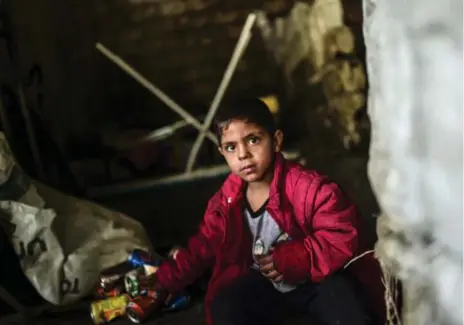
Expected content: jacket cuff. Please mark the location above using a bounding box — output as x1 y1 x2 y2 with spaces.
272 240 309 284
154 260 177 292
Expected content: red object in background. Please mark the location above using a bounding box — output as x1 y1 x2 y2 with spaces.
126 296 159 324
113 129 160 171
126 143 159 171
95 285 124 299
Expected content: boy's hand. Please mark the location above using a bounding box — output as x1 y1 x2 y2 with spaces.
258 248 284 283
137 273 158 290
137 273 171 304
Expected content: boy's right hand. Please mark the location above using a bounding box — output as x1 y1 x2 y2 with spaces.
257 248 284 283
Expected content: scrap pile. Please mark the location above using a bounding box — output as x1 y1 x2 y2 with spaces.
90 248 189 324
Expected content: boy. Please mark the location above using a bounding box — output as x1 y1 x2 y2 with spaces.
142 98 375 325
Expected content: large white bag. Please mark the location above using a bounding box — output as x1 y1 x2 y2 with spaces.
0 133 152 305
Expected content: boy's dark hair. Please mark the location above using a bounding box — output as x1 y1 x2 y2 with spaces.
213 97 278 144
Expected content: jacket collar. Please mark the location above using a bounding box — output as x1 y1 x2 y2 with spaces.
220 152 286 209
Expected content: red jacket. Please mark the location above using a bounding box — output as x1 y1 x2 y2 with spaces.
155 154 382 324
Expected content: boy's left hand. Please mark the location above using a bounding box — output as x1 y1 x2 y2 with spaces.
258 248 284 283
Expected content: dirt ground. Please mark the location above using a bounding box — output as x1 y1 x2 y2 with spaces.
0 299 314 325
37 302 207 325
0 304 207 325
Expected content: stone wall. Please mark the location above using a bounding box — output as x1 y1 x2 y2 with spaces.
7 0 291 154
252 0 378 246
363 0 463 324
6 0 362 156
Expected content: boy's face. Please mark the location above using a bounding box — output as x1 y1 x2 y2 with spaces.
218 119 283 183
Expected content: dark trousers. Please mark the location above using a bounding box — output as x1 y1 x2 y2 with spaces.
211 269 376 325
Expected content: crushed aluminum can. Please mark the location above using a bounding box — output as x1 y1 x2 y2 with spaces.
143 265 159 276
164 292 190 311
128 249 162 269
100 274 124 288
95 285 125 299
124 269 144 297
126 295 159 324
124 268 159 299
90 294 129 324
99 261 134 290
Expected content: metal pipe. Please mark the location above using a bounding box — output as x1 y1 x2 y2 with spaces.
86 150 299 198
185 13 257 173
95 43 218 145
86 164 230 198
113 117 204 150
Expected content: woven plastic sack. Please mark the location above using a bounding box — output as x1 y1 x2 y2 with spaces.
0 133 152 305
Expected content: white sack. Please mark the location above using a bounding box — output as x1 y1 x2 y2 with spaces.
0 133 152 305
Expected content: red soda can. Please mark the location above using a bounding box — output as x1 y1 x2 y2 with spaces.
95 285 124 299
144 289 159 299
126 296 159 324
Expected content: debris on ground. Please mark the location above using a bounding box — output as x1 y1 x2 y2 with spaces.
89 248 190 324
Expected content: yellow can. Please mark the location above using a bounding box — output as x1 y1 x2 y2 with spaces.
143 264 158 276
90 294 130 324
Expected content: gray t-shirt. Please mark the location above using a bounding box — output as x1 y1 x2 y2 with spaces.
245 200 298 293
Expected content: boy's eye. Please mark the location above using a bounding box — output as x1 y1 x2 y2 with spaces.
247 137 260 145
224 144 235 152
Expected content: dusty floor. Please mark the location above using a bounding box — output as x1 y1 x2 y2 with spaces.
0 299 316 325
0 305 207 325
36 302 207 325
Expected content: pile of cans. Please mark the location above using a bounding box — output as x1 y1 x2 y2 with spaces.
90 248 190 324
